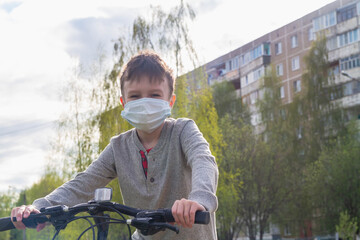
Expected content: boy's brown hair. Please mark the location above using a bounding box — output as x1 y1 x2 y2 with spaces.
119 51 175 98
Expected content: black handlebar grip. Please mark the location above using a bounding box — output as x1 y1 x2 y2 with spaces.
11 215 48 228
0 217 15 231
164 209 210 224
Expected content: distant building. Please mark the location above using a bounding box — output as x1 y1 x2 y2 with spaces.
204 0 360 132
198 0 360 239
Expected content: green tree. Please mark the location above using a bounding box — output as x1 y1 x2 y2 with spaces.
54 58 102 177
188 67 223 160
211 79 250 239
0 189 17 240
216 115 249 240
336 211 358 240
309 122 360 234
216 168 242 240
172 74 190 118
226 66 298 240
281 37 348 235
212 81 249 123
10 172 65 240
299 36 346 165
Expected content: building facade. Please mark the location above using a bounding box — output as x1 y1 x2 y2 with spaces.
205 0 360 130
201 0 360 239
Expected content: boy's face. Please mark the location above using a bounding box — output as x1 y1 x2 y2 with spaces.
120 75 176 107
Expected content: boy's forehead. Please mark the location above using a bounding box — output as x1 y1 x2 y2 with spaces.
124 76 167 89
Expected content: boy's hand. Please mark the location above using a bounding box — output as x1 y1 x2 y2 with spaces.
11 205 46 232
171 198 205 228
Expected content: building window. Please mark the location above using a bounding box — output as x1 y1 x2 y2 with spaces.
327 37 337 50
275 42 282 55
329 65 340 76
226 61 230 71
292 56 300 71
251 113 261 126
308 27 315 41
250 90 259 104
337 4 357 23
340 54 360 70
313 11 336 31
291 35 298 48
254 67 264 81
280 86 285 99
227 57 240 71
263 43 271 55
343 82 353 96
218 69 226 76
230 57 239 70
338 28 359 47
240 43 269 66
276 63 284 76
294 80 301 93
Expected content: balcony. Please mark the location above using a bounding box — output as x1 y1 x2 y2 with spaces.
224 69 240 81
328 42 360 62
240 55 270 75
336 17 358 34
241 79 263 97
336 91 360 108
334 68 359 85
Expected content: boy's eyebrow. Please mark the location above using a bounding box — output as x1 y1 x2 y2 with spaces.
127 90 140 95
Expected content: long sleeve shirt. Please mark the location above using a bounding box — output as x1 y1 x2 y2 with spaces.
33 118 219 240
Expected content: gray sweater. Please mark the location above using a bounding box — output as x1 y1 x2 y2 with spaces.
33 118 219 239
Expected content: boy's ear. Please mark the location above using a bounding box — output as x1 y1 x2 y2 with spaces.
169 94 176 108
120 96 125 107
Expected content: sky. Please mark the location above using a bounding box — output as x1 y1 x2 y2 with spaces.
0 0 336 193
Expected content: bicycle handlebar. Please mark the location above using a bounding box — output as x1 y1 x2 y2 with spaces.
0 201 210 237
0 214 48 231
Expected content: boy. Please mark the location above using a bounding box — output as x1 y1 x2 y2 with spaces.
11 51 219 239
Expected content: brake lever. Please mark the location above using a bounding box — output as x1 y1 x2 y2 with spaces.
153 222 179 234
128 217 179 236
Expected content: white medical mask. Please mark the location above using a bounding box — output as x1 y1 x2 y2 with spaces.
121 98 171 133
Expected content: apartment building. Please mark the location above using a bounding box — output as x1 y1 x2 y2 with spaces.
205 0 360 128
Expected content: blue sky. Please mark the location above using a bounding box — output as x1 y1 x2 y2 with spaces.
0 0 335 192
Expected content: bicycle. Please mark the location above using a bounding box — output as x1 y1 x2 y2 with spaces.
0 188 209 240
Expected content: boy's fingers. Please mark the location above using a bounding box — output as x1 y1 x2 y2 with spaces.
11 205 40 230
37 223 46 232
16 205 26 221
11 207 26 229
175 199 185 227
189 204 198 227
189 203 205 227
23 206 33 218
171 201 180 225
172 199 206 228
23 205 38 218
182 201 191 228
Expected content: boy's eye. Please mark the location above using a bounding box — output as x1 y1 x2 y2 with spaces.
151 94 160 97
129 95 139 98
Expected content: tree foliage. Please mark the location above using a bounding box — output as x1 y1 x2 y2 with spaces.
279 37 351 235
188 67 223 160
0 189 17 240
309 121 360 233
336 211 358 240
